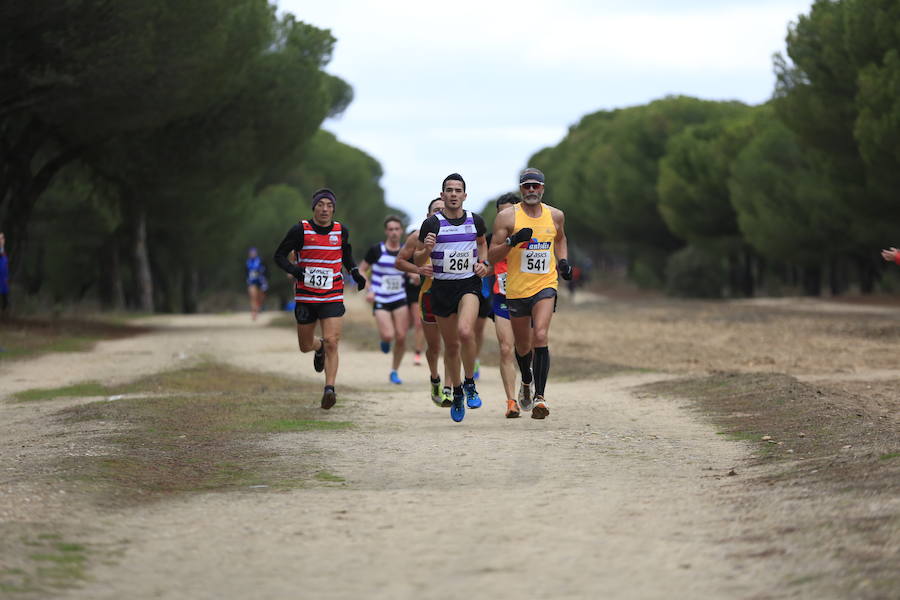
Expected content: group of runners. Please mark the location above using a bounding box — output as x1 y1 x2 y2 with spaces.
272 168 571 422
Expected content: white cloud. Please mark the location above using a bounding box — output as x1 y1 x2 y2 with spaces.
279 0 812 216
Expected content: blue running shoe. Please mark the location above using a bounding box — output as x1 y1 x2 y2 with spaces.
464 382 482 409
473 359 480 381
450 392 465 422
390 370 402 385
380 340 390 354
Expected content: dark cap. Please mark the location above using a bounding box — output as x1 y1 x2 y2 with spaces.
311 188 336 210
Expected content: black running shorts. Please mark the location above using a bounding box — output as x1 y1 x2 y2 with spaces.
405 280 422 305
507 288 557 318
294 301 346 325
430 276 482 318
478 292 493 319
373 299 407 313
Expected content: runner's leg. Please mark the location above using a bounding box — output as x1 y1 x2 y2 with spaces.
473 315 486 378
248 286 259 318
493 316 517 402
530 297 555 398
390 305 409 372
297 322 319 353
511 315 534 383
436 313 462 388
456 293 481 379
411 302 425 361
424 322 442 379
320 316 342 388
374 309 395 346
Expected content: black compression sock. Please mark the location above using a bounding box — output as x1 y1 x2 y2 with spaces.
431 376 441 384
453 385 463 398
324 385 335 392
464 377 475 386
532 346 550 397
515 351 533 384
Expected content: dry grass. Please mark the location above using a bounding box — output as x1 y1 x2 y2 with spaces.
52 363 354 504
0 317 149 361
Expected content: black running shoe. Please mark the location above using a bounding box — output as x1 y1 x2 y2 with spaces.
321 387 336 410
313 337 325 373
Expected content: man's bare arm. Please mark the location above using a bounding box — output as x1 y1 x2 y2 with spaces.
396 231 430 281
488 209 515 264
554 209 568 262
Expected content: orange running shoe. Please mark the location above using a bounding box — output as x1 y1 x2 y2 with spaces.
505 399 520 419
531 396 549 419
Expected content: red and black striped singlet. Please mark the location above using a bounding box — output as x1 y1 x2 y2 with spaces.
294 220 344 303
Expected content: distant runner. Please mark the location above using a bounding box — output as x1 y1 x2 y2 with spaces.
488 168 571 419
0 232 8 316
396 198 451 407
487 193 523 418
414 173 488 423
406 261 425 367
358 215 411 385
245 246 268 321
273 188 366 409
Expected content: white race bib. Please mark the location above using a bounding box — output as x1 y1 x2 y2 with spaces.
248 270 259 279
381 274 404 293
445 249 473 274
521 249 551 274
497 272 507 295
304 266 333 289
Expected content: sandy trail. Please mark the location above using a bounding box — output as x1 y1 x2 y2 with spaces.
1 307 787 599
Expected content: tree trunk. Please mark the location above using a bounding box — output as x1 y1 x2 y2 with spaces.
132 206 154 312
727 254 739 298
856 256 877 294
828 258 848 297
741 249 755 297
0 122 77 280
111 244 125 310
802 265 822 296
182 266 199 314
99 237 126 310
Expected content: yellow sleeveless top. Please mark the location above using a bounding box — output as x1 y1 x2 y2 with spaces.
506 203 557 299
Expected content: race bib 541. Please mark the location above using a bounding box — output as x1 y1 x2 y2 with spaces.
521 249 551 274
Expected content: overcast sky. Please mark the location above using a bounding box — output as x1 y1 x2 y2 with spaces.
278 0 812 220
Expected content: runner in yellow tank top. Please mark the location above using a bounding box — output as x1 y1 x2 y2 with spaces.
488 168 572 420
505 203 557 300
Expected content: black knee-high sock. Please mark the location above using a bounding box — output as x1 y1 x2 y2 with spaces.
515 350 533 384
532 346 550 397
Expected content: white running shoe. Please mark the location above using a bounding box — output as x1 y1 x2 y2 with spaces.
518 380 534 412
531 396 549 420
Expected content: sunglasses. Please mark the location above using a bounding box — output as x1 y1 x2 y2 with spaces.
521 183 543 190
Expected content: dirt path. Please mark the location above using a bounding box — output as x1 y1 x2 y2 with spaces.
2 307 798 599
